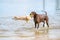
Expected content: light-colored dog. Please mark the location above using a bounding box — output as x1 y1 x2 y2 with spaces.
13 15 31 22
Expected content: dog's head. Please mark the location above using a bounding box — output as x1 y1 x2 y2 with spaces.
30 11 37 18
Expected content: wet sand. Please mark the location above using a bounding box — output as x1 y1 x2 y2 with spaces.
0 28 60 40
0 17 60 40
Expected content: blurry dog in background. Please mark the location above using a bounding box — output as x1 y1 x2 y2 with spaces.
13 16 31 22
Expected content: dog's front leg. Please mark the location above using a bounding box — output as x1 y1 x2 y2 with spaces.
35 22 36 28
37 23 39 29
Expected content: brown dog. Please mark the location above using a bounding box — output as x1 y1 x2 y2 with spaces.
30 11 49 29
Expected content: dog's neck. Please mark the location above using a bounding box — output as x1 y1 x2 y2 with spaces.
34 13 37 19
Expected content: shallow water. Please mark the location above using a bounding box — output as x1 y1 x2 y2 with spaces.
0 17 60 40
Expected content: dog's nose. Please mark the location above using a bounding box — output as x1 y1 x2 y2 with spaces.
30 14 31 15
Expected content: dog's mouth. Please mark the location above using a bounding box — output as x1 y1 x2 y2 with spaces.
30 13 34 18
30 14 33 18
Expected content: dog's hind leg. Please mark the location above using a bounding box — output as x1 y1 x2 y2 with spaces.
46 21 49 27
43 21 45 27
46 22 49 27
46 17 49 27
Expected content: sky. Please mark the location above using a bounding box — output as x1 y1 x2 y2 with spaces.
0 0 43 17
0 0 57 17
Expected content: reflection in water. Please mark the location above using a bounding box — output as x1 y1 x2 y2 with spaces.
34 30 41 40
0 17 60 40
34 29 49 40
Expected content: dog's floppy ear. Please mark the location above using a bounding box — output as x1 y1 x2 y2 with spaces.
30 11 37 18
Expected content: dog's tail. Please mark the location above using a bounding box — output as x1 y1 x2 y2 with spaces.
41 10 47 15
44 11 47 15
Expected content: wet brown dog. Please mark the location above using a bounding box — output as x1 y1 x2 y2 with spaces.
30 11 49 29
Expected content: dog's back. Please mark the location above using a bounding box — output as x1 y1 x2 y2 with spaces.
35 11 48 23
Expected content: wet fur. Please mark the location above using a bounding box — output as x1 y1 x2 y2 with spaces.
30 11 49 29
